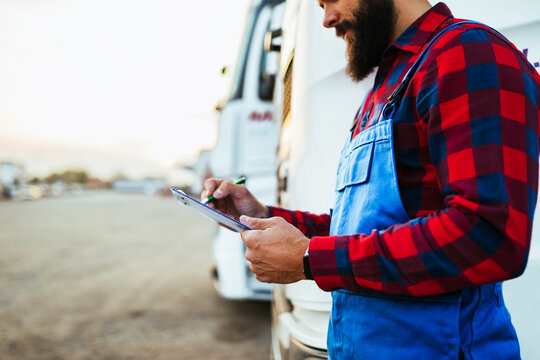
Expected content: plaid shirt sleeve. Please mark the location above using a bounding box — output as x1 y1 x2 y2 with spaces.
274 27 540 296
267 206 331 238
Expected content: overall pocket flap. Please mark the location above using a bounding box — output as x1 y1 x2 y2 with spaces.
335 141 374 191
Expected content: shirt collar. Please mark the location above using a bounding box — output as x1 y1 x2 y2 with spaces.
391 2 453 54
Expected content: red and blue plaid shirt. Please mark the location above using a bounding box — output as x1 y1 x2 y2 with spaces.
269 3 540 296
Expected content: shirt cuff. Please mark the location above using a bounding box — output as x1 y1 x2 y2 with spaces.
308 235 346 291
267 205 289 219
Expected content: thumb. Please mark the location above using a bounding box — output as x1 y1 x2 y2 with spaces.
240 215 272 230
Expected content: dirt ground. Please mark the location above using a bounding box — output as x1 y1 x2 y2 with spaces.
0 191 271 360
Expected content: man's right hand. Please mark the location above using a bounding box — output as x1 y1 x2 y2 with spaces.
202 178 269 220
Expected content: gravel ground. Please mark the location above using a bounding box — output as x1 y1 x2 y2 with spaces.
0 191 271 360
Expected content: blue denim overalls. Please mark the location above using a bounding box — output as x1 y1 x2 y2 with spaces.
327 22 521 359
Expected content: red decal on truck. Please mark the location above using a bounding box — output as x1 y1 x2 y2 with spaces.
249 111 273 121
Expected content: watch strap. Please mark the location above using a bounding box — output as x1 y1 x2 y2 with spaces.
303 250 313 280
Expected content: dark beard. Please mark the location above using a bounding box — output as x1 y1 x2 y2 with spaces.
337 0 396 82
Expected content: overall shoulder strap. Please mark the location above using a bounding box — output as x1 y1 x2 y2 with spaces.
387 21 485 103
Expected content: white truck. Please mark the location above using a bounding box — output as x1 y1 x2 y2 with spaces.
0 162 25 199
206 0 286 300
271 0 540 359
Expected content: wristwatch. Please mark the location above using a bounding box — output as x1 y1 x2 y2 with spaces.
303 248 313 280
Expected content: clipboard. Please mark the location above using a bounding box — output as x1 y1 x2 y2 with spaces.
170 188 252 232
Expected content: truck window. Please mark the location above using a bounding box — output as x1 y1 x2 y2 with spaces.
259 1 285 101
229 6 258 101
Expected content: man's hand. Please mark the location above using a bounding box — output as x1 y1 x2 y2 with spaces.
240 216 310 284
202 178 268 220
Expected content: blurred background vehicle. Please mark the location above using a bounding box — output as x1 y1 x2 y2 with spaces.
269 0 540 359
0 162 26 200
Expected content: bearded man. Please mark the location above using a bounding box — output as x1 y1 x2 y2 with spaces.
203 0 540 358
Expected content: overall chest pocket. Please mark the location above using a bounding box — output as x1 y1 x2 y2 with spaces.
335 140 375 192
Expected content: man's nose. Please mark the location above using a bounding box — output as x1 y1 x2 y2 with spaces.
323 7 339 28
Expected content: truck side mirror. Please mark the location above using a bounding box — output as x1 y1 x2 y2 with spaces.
264 29 283 53
260 29 282 100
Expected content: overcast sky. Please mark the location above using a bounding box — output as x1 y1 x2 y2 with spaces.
0 0 250 181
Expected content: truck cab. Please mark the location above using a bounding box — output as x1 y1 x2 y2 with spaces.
206 0 286 300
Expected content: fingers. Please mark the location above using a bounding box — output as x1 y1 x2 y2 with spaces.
240 216 282 257
201 178 221 200
214 179 247 200
248 262 267 282
212 180 232 200
240 215 278 230
245 247 258 264
240 216 287 251
249 263 270 283
201 178 243 200
240 227 260 250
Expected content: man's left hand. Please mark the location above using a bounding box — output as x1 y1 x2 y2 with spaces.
240 216 309 284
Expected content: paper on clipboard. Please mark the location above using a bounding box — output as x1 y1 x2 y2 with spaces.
170 188 251 232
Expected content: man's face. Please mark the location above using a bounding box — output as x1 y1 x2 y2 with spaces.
319 0 396 82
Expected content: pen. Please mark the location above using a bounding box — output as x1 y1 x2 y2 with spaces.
203 177 246 204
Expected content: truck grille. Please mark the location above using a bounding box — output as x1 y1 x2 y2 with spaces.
282 58 293 125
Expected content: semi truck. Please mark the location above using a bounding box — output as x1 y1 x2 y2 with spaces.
271 0 540 359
